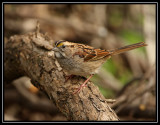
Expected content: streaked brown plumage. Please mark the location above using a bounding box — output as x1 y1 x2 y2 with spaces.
53 40 147 93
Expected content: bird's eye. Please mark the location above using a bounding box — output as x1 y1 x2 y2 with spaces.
62 45 66 48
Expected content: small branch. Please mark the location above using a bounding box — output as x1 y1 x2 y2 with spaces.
112 64 155 117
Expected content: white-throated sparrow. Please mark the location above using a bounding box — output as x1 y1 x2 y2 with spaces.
52 40 147 93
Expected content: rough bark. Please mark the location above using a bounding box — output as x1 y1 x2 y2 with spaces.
4 31 119 121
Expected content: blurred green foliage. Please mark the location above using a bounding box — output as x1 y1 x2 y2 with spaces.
120 29 146 52
102 59 117 75
99 86 115 98
91 74 115 98
120 29 144 44
93 18 145 98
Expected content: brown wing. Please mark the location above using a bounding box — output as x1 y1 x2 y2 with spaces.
84 49 112 61
73 43 112 62
73 42 147 62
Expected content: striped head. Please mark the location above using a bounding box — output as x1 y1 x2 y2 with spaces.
53 40 75 58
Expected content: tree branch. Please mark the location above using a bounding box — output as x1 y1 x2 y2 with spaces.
4 31 119 121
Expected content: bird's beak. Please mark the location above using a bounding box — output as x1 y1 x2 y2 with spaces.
52 47 59 52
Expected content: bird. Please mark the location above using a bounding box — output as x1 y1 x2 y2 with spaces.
52 40 147 93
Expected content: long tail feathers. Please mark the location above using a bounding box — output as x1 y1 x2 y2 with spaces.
109 42 147 56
